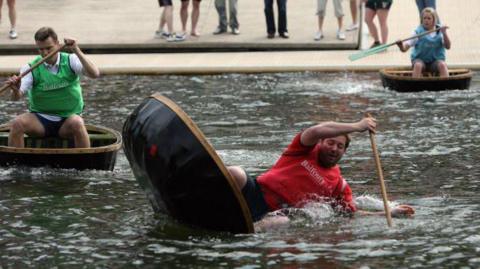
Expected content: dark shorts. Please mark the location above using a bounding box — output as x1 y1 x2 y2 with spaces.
34 113 66 137
366 0 392 10
241 173 270 222
412 59 442 74
158 0 172 7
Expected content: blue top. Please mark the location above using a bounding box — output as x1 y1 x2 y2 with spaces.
411 25 446 63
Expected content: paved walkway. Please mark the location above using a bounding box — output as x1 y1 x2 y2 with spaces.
0 0 359 51
0 0 478 74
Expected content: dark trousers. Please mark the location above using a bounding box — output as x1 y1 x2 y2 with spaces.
264 0 287 35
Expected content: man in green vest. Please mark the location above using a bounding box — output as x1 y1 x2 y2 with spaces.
7 27 100 148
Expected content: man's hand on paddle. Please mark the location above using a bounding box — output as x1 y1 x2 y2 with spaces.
64 37 80 53
7 75 20 90
63 37 100 78
357 116 377 133
391 204 415 217
6 75 22 100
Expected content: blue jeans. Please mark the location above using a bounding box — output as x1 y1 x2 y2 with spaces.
215 0 239 30
264 0 287 35
415 0 436 14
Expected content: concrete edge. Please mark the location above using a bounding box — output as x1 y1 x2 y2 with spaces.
2 64 477 76
94 64 480 75
0 42 360 55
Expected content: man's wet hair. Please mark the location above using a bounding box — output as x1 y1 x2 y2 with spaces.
34 27 58 42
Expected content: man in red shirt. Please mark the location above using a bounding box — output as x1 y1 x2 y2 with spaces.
228 116 414 230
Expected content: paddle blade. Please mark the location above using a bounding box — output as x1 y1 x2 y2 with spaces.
348 43 391 61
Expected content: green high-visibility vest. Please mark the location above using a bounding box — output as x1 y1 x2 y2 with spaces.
28 52 83 117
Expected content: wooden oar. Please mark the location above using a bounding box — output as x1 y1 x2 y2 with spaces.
349 27 446 61
0 44 67 96
367 113 393 227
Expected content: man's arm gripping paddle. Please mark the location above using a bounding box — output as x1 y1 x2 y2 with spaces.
0 43 67 96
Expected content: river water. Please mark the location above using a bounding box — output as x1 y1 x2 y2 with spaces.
1 72 479 268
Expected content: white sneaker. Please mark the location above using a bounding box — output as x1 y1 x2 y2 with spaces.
175 32 186 41
346 23 359 31
155 30 170 39
167 33 186 42
9 29 17 39
166 34 176 42
213 27 227 35
314 31 323 41
232 28 240 35
337 30 346 40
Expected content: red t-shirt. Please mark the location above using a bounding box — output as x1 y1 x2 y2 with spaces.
257 133 356 213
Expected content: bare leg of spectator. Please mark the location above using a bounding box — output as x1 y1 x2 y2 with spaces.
180 1 189 35
2 0 17 39
7 0 15 29
364 8 380 47
376 8 389 44
317 15 324 36
337 16 345 40
162 6 173 35
347 0 359 31
191 0 200 36
350 0 357 24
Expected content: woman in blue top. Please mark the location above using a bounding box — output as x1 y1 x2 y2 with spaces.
396 7 450 78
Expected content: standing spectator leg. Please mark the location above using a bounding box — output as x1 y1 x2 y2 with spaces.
364 7 380 47
316 0 327 34
333 0 345 40
347 0 359 31
163 6 174 35
190 0 200 36
277 0 288 37
6 0 17 39
376 8 389 44
156 1 174 39
229 0 239 33
264 0 275 37
415 0 425 16
214 0 228 33
180 0 189 35
426 0 436 10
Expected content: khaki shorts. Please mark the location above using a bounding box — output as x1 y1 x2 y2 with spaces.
317 0 344 17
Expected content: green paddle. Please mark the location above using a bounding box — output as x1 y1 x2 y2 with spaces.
349 27 445 61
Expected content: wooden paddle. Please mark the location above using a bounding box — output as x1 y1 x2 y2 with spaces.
367 113 393 227
0 43 67 96
349 27 446 61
